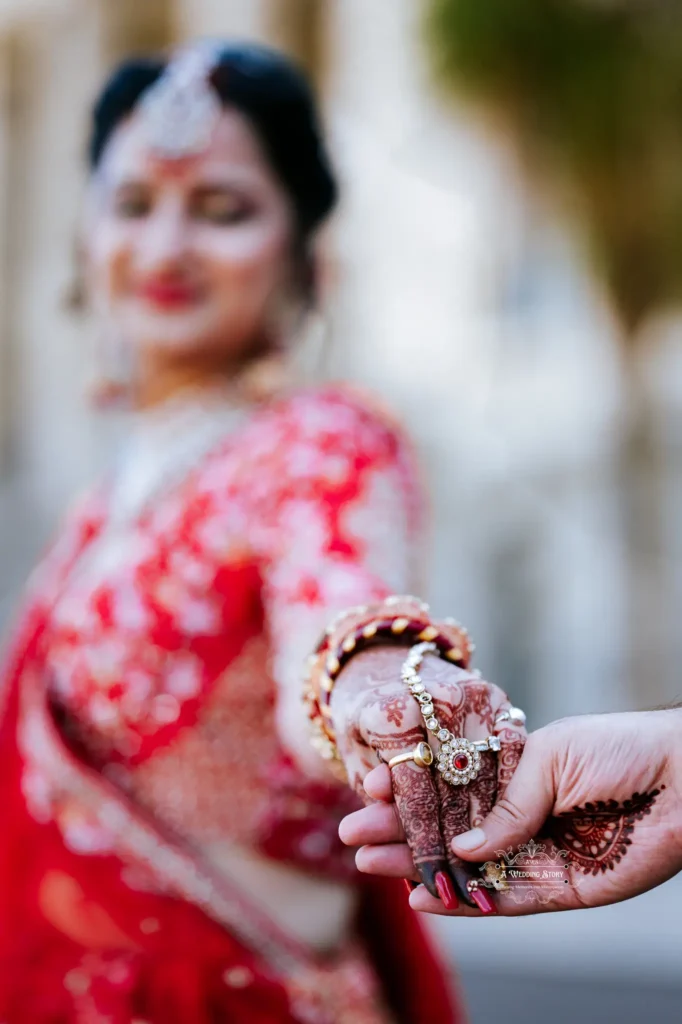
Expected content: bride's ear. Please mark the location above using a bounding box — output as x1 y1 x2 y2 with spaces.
65 181 100 314
308 222 338 309
63 234 87 314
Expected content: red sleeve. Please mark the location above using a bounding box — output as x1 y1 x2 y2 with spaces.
245 387 425 700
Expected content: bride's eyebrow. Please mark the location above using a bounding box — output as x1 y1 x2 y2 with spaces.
190 181 252 198
111 177 151 192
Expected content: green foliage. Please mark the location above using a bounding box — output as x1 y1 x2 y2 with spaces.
425 0 682 335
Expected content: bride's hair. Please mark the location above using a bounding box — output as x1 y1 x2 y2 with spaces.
87 42 338 306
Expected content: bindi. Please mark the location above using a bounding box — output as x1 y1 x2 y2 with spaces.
148 155 200 181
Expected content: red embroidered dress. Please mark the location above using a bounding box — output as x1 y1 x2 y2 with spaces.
0 386 463 1023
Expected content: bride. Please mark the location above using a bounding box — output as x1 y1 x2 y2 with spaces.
0 39 525 1023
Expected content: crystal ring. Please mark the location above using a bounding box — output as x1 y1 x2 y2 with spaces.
387 742 434 771
494 706 526 728
472 735 502 753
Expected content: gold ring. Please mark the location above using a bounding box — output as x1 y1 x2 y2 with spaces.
388 742 434 770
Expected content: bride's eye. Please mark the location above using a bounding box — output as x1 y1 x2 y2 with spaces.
112 186 152 219
193 189 252 225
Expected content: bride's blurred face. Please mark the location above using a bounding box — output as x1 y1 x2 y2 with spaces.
85 106 295 361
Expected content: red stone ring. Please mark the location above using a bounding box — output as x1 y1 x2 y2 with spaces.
435 736 500 786
402 641 502 786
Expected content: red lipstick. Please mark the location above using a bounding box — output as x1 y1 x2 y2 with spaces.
137 278 199 310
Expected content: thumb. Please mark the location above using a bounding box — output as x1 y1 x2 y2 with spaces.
451 733 556 861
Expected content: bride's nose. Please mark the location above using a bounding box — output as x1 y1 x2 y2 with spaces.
137 197 191 272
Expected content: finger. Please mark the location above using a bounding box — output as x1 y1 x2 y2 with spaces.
431 679 498 906
451 733 554 862
496 734 526 799
492 696 528 799
355 842 418 879
362 692 456 903
433 771 479 907
339 801 405 847
390 760 455 903
409 884 482 917
363 763 393 803
408 881 578 917
468 750 497 828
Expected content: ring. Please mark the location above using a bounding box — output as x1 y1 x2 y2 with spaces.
436 736 501 786
435 737 483 785
472 735 502 753
401 642 504 786
494 706 526 728
388 742 434 770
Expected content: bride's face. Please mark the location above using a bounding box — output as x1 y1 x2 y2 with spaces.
84 105 295 361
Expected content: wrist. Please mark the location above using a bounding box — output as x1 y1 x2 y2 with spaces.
303 595 472 766
330 646 407 714
659 707 682 856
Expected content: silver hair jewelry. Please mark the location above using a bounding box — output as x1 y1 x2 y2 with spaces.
140 41 223 160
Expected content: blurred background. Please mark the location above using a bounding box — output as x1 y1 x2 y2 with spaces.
0 1 680 1020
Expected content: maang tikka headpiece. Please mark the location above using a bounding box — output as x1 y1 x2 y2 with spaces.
139 41 223 160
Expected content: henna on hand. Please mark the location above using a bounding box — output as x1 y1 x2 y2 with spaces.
364 724 473 903
548 788 664 875
435 771 478 905
496 735 526 795
331 646 528 909
467 751 497 828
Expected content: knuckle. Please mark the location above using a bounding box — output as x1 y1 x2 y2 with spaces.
484 681 508 708
530 720 568 757
429 676 464 710
490 795 529 830
426 658 468 688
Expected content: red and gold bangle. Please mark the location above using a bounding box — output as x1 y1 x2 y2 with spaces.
304 594 474 764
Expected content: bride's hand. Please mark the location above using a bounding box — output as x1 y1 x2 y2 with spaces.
330 646 526 908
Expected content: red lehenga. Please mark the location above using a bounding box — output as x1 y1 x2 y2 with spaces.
0 386 464 1023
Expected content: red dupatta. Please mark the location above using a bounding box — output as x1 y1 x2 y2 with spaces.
0 602 465 1024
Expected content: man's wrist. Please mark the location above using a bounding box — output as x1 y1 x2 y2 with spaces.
659 707 682 856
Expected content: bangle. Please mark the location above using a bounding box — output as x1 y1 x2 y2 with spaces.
304 595 474 765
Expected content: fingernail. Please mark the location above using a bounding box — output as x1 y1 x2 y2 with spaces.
470 886 498 916
452 827 486 853
449 861 479 908
403 879 417 896
435 871 459 910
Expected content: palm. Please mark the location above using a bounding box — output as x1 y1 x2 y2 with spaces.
531 712 680 912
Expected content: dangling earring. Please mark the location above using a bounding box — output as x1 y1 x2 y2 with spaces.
293 307 330 381
237 287 302 404
88 304 135 410
237 347 293 404
70 243 135 410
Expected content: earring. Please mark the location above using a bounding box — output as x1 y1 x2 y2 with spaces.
237 349 294 404
88 317 135 410
236 287 301 403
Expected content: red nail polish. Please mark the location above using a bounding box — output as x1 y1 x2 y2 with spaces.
435 872 459 910
470 886 497 915
403 879 418 896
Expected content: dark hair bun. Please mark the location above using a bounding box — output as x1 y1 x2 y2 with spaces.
89 42 338 236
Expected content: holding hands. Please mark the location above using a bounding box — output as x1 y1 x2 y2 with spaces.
306 597 526 911
340 702 682 916
309 596 682 917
